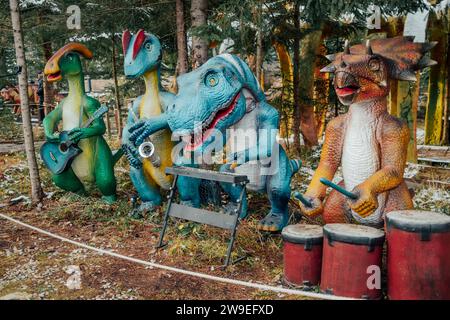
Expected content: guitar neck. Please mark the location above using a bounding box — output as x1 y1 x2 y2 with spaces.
81 116 96 129
57 106 108 147
62 116 94 147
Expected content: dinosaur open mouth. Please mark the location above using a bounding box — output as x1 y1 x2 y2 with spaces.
47 71 62 82
335 85 359 97
183 93 241 152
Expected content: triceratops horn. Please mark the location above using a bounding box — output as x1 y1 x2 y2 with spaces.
325 54 336 62
366 40 373 55
397 70 417 81
320 63 336 73
417 56 438 69
344 40 350 54
422 41 438 53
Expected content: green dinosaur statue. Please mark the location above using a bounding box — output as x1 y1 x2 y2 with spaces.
42 43 121 203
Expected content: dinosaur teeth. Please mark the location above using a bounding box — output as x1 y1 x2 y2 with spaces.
181 92 241 151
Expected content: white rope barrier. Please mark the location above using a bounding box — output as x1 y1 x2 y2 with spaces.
0 213 357 300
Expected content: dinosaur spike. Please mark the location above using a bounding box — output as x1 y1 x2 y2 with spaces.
417 56 438 69
344 40 350 54
325 54 336 61
366 40 373 55
320 63 336 73
378 80 387 87
422 41 438 53
397 70 417 81
132 29 146 60
122 30 132 55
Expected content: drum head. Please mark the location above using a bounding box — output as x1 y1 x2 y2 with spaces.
324 223 385 246
387 210 450 233
282 224 323 245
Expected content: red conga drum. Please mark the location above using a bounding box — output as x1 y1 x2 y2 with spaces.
386 210 450 300
321 224 385 299
282 224 323 288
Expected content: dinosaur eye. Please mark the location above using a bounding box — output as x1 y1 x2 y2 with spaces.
205 72 219 87
145 42 153 51
368 58 380 71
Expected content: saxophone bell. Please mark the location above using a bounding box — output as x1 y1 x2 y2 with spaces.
138 141 161 167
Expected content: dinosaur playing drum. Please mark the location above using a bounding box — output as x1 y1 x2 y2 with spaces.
296 37 437 227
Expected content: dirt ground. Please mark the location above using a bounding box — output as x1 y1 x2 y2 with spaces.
0 127 300 300
0 110 449 300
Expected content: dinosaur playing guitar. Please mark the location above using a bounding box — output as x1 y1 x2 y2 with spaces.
40 105 108 174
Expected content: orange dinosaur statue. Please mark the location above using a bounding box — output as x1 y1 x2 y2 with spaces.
297 36 437 227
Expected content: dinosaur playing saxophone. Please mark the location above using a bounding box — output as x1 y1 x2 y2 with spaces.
121 30 175 213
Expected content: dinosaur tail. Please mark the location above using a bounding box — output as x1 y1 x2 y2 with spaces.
112 148 124 166
290 159 302 175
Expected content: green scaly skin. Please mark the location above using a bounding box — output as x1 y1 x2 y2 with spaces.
43 48 118 204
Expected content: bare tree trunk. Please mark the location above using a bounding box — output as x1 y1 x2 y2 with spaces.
298 28 322 148
425 11 447 145
38 10 53 116
42 41 53 115
442 14 450 146
176 0 189 75
292 2 301 153
9 0 43 203
111 32 122 138
0 48 7 88
190 0 208 68
255 0 263 87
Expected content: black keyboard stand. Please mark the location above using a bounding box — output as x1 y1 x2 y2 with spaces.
156 166 249 268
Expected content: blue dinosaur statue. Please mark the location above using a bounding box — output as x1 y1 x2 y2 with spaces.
121 29 176 214
129 54 301 232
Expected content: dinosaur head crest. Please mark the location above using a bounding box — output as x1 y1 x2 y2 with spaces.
321 36 437 105
44 43 92 83
122 30 162 78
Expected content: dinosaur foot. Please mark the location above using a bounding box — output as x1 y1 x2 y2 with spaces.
129 202 157 219
102 194 117 205
180 200 200 208
221 202 248 219
257 211 288 233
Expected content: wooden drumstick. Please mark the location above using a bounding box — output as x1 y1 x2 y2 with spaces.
293 192 313 208
320 178 358 200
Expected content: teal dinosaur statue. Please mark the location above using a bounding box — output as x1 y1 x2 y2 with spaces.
121 30 175 214
128 54 302 232
42 43 121 204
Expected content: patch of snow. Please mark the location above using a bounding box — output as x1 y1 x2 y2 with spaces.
65 265 82 290
404 163 420 179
